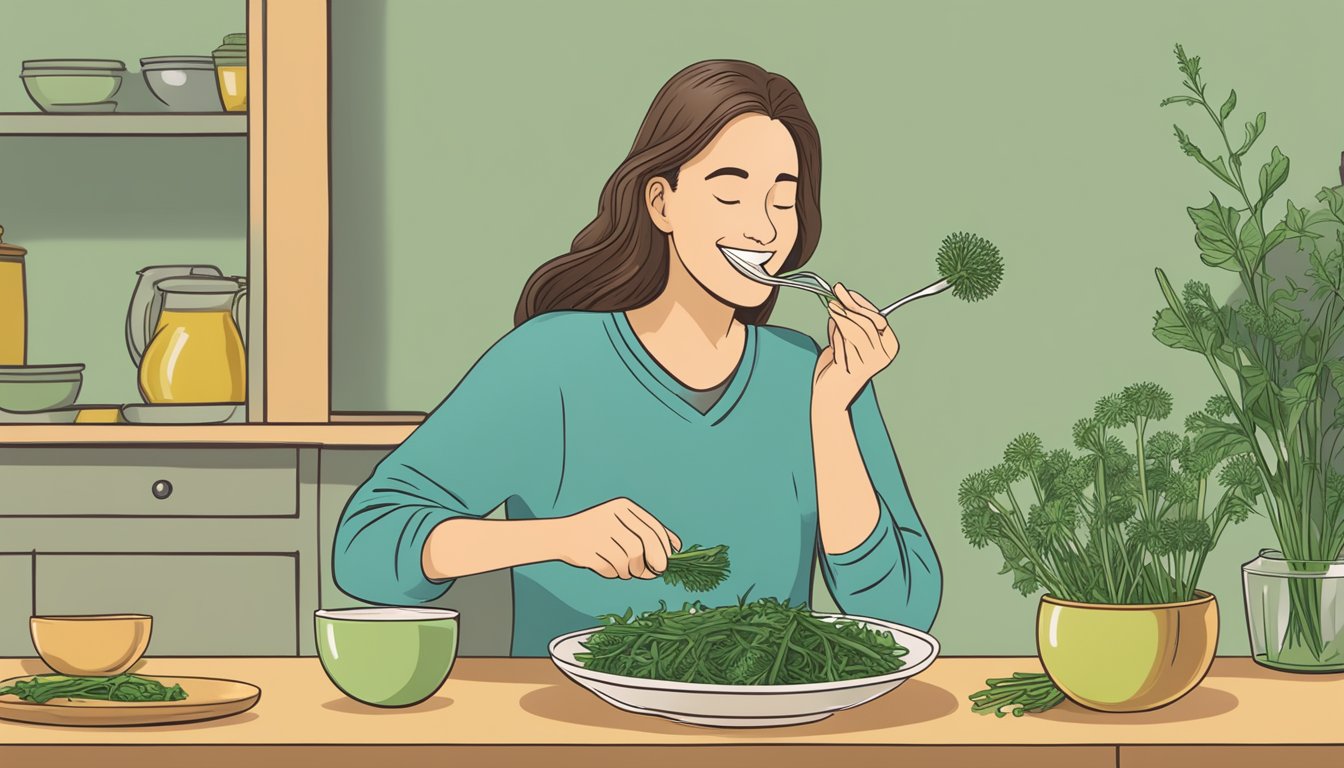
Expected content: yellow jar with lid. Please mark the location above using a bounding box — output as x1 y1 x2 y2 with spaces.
0 225 27 366
213 33 247 112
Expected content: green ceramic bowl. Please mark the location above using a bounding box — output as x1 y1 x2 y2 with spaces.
315 607 459 707
21 72 122 112
0 365 83 412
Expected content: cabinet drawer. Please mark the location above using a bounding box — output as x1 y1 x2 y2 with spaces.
0 447 298 518
0 554 33 656
35 553 298 655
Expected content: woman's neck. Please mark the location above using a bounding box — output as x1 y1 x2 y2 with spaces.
624 241 745 390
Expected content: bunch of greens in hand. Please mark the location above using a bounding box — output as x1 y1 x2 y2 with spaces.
959 383 1257 714
1154 44 1344 667
661 544 730 592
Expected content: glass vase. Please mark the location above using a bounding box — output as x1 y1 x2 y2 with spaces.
1242 549 1344 673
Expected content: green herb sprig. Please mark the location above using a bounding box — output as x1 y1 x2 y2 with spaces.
792 230 1003 309
937 231 1003 302
661 544 730 592
969 672 1065 717
575 595 909 685
0 674 188 704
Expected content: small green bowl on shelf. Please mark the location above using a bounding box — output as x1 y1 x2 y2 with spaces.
20 59 125 112
0 364 84 412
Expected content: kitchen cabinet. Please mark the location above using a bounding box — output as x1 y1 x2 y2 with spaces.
0 446 300 518
34 553 298 655
0 0 414 440
0 1 423 656
0 445 320 656
0 556 32 656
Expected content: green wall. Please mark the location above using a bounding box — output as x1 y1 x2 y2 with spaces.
331 0 1344 655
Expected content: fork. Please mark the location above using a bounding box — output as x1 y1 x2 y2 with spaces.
724 256 951 316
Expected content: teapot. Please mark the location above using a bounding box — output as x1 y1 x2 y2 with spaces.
126 265 248 404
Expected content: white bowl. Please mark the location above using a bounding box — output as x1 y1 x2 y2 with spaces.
548 612 940 728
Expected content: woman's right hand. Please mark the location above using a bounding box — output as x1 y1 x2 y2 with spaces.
552 497 682 580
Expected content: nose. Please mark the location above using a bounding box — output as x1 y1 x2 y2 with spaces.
743 199 778 247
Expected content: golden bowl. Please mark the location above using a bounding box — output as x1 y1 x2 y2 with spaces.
1036 591 1217 712
30 614 153 676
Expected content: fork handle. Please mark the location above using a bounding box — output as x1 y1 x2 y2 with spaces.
879 278 952 315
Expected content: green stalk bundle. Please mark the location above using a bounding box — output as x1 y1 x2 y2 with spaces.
1155 45 1344 667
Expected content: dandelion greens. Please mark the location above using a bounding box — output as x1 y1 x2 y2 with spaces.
0 674 188 704
575 595 909 685
661 544 730 592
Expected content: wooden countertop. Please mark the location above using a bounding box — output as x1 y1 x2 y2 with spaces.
1 656 1340 767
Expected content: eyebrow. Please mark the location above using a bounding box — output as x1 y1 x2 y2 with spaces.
703 167 800 183
704 167 749 181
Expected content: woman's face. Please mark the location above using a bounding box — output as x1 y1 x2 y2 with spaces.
648 112 800 310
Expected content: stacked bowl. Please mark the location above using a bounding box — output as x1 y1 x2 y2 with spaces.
20 59 125 112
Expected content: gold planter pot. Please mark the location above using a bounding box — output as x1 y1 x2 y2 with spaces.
1036 591 1217 712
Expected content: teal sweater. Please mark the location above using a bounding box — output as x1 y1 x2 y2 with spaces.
333 310 941 656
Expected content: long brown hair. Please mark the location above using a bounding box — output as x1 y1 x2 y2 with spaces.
514 59 823 327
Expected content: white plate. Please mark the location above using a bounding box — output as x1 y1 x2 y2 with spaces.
548 612 939 728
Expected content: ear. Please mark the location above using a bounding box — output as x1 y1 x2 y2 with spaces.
645 176 673 234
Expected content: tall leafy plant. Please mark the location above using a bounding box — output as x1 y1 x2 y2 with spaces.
1154 44 1344 666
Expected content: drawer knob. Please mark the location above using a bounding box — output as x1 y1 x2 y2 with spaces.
151 480 173 500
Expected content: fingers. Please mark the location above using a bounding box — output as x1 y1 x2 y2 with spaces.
836 283 897 357
828 316 848 373
621 502 677 563
828 303 868 364
616 509 668 576
831 286 879 348
836 283 888 329
592 549 621 579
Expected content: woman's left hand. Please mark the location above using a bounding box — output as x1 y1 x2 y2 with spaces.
812 282 900 413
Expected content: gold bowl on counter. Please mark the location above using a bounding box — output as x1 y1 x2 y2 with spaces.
30 614 153 676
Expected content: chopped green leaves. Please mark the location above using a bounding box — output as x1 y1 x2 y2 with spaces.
0 675 187 704
575 597 909 685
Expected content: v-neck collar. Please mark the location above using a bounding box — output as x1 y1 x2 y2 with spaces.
604 310 757 425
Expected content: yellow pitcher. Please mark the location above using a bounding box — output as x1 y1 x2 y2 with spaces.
133 276 246 404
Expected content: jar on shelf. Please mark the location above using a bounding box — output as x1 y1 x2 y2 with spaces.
213 32 248 112
0 225 27 365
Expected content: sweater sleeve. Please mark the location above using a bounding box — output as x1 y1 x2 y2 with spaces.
816 380 943 631
332 323 562 605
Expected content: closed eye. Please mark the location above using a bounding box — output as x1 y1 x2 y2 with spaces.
713 195 740 205
773 204 794 210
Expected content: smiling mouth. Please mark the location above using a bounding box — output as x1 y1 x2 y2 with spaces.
718 245 774 271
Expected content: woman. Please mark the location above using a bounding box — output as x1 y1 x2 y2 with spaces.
333 59 942 657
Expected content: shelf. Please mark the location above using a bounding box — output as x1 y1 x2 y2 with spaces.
0 113 246 136
0 423 417 446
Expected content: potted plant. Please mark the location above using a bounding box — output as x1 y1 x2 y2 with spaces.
1152 45 1344 672
960 383 1255 715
